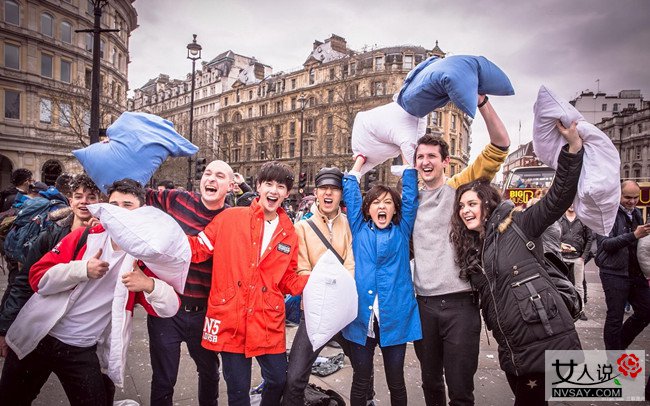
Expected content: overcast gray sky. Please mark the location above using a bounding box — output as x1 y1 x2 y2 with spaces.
128 0 650 169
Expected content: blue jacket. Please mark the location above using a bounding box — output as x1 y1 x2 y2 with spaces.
342 169 422 346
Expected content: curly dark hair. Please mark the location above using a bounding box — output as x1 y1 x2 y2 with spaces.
449 178 501 281
11 168 32 186
69 174 100 196
361 185 402 225
107 178 145 206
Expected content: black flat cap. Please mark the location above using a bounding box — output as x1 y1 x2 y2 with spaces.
315 167 343 188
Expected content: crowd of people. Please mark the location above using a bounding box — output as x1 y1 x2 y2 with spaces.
0 94 648 406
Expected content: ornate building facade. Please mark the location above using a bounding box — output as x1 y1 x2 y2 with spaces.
0 0 136 188
136 34 472 197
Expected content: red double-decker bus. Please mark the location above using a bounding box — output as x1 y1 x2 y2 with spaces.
502 166 555 206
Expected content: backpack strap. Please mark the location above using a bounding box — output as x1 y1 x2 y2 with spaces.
73 227 91 259
306 218 345 265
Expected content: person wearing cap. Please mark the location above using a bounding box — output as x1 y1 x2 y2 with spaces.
283 166 356 406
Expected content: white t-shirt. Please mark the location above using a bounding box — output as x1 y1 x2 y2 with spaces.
49 239 127 347
261 216 279 255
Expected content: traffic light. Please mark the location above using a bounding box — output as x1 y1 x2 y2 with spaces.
298 172 307 189
364 169 379 191
195 158 207 180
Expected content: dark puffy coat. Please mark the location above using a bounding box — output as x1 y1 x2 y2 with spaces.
595 207 643 276
0 208 73 335
470 146 583 376
559 215 593 260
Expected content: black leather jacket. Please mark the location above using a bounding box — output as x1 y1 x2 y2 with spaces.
595 206 644 277
470 145 583 376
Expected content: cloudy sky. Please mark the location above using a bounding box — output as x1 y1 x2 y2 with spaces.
128 0 650 166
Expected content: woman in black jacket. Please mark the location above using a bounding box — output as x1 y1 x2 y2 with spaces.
449 121 583 406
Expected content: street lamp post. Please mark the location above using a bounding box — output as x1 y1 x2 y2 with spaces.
186 34 202 191
297 93 307 195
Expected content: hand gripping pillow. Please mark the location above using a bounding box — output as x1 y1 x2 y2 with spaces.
87 203 190 293
302 250 358 349
73 112 198 193
532 85 620 235
397 55 515 119
351 101 426 175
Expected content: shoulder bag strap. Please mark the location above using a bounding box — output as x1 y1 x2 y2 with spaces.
306 218 345 265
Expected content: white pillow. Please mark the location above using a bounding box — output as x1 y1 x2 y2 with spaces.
351 101 426 175
303 250 358 349
637 237 650 279
532 85 621 235
87 203 190 293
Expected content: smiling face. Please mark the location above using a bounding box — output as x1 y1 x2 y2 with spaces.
200 160 234 210
70 186 100 222
415 143 450 190
314 185 342 219
459 190 483 232
620 182 640 211
257 180 289 220
368 191 395 229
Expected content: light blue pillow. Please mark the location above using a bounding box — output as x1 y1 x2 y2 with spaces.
73 112 198 193
397 55 514 118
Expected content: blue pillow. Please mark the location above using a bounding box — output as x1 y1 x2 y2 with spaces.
397 55 514 118
73 112 198 193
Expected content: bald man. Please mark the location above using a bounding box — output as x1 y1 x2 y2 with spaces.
145 160 234 406
595 180 650 352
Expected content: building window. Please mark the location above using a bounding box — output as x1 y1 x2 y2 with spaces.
100 39 105 58
259 127 266 139
248 107 253 118
349 62 356 75
59 103 71 127
601 103 607 111
259 144 267 160
451 114 457 131
245 146 251 160
40 99 52 123
289 141 295 158
4 43 19 69
232 149 240 162
309 68 315 85
349 84 358 100
86 0 94 14
61 21 72 43
224 97 228 106
4 89 20 119
306 118 315 133
326 137 333 154
291 78 296 89
274 143 282 158
613 103 619 112
403 55 413 70
236 89 240 102
347 136 352 154
5 0 19 25
329 68 335 80
275 100 282 113
326 116 333 133
275 124 281 137
372 81 385 96
628 103 636 109
636 146 642 160
290 121 296 136
259 104 267 116
41 53 53 78
328 89 334 104
374 56 384 71
41 13 53 37
85 68 92 89
248 90 253 100
291 97 296 110
308 96 316 108
85 33 93 52
450 137 456 156
61 60 71 83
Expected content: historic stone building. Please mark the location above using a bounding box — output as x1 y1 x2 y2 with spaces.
0 0 137 189
215 34 471 199
597 106 650 180
570 89 644 125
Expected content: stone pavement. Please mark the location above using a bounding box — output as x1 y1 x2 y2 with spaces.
0 261 648 405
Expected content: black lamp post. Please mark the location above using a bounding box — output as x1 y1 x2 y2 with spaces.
297 92 307 195
186 34 202 191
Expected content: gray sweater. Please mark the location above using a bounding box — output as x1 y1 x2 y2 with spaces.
412 184 472 296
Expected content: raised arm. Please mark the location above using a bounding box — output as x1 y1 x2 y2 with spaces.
399 169 419 236
342 155 366 234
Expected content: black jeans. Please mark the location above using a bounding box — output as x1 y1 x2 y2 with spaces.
413 292 481 406
221 351 287 406
147 307 220 406
0 335 114 406
283 315 373 405
348 320 407 406
599 273 650 350
505 372 547 406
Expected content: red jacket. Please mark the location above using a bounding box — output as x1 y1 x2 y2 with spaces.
189 199 308 357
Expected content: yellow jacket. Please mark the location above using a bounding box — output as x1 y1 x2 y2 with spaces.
294 204 355 277
446 143 509 189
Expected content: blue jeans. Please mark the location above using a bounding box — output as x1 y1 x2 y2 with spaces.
147 308 220 406
413 292 480 406
348 320 407 406
221 351 287 406
599 273 650 350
